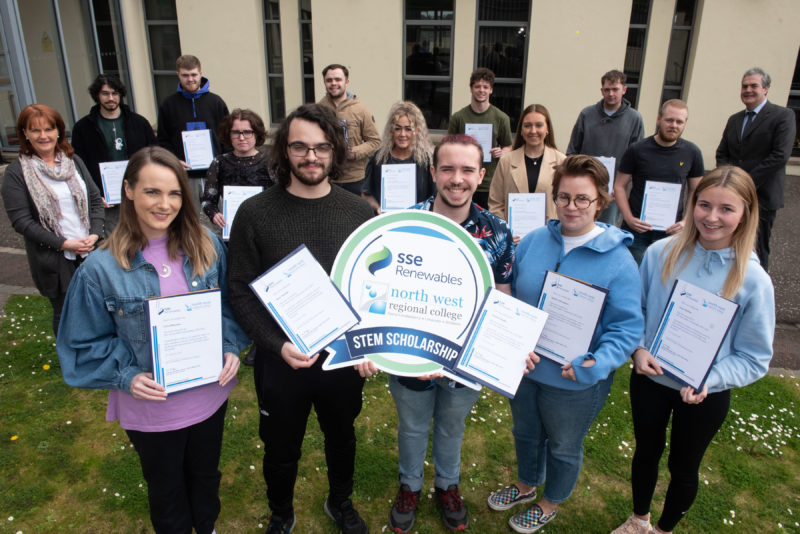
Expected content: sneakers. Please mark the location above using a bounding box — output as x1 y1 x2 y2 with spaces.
264 512 296 534
389 484 421 533
611 515 655 534
324 497 369 534
508 503 557 533
242 345 256 366
435 484 469 531
487 484 537 511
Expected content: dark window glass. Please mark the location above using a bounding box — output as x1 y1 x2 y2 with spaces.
148 26 180 71
406 0 453 20
491 82 523 132
265 24 283 74
674 0 695 26
264 0 280 19
663 29 690 86
96 25 119 72
629 0 651 25
300 0 311 20
624 28 647 85
478 0 529 22
476 27 526 79
791 47 800 92
405 80 451 130
268 77 286 120
406 26 451 76
154 73 176 106
625 87 639 108
303 77 315 103
661 87 681 103
301 24 313 75
144 0 176 20
92 0 111 20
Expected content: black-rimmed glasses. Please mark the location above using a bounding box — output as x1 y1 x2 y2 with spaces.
288 142 333 157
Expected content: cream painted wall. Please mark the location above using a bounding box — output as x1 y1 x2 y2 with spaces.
176 0 269 124
279 0 303 115
636 0 675 135
684 0 800 167
311 0 403 133
120 1 156 124
526 0 632 151
450 0 477 113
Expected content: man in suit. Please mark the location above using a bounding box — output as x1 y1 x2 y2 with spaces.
716 67 796 271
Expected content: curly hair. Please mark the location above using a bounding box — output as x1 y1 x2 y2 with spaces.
373 101 433 168
218 109 267 147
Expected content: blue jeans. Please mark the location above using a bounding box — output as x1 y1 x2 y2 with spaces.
389 375 480 492
509 376 613 503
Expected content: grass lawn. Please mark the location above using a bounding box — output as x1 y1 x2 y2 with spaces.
1 294 798 533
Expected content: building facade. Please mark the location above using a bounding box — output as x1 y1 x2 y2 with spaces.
1 0 798 164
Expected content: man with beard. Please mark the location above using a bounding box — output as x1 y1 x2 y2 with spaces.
227 104 375 534
387 134 514 533
71 74 156 235
613 99 705 264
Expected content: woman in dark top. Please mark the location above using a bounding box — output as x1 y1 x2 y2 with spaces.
201 108 273 227
362 101 435 213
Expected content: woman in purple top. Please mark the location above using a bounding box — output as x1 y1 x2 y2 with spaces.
57 146 249 534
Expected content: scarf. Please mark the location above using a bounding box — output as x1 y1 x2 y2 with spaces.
19 152 90 237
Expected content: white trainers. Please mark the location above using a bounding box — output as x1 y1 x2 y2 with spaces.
611 515 654 534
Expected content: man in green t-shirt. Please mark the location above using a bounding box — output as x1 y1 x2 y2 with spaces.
447 67 512 209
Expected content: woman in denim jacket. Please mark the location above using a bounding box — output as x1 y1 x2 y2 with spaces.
56 146 249 534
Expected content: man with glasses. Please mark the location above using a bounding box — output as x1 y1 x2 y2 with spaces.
613 99 704 264
227 104 375 534
71 74 157 235
318 63 381 196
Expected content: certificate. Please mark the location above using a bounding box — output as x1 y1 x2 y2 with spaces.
649 279 739 390
641 181 682 231
222 185 263 240
535 271 608 366
99 160 128 205
595 156 616 194
465 123 493 162
147 289 223 394
455 288 549 398
181 129 214 170
250 245 360 356
380 163 416 212
508 193 547 238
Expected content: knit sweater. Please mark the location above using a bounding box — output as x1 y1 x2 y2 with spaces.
226 185 375 358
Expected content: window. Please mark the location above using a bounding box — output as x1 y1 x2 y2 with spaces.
475 0 531 130
91 0 133 108
623 0 651 108
144 0 180 107
264 0 285 122
660 0 696 103
790 47 800 156
403 0 453 130
299 0 314 103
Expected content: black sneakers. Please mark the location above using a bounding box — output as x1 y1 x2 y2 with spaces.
264 512 296 534
389 484 421 533
324 497 369 534
435 484 469 531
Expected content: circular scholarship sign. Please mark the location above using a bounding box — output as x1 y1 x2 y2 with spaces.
324 210 494 378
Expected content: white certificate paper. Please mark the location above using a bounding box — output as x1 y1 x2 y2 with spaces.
181 129 214 170
595 156 616 194
455 288 549 398
147 289 223 394
380 163 417 212
641 181 682 231
465 123 493 162
508 193 547 238
222 185 263 240
99 160 128 205
649 279 739 390
250 245 360 356
535 271 608 366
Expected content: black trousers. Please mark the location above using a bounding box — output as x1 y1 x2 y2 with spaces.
629 372 730 532
755 207 776 272
126 401 228 534
254 353 364 518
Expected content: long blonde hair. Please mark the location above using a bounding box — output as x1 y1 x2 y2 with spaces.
659 166 759 299
373 101 433 168
101 147 216 275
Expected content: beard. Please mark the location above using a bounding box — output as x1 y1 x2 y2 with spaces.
436 187 472 209
289 159 331 187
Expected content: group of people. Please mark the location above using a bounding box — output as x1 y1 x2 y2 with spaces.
0 55 786 534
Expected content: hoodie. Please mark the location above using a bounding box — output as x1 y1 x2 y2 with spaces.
566 98 644 163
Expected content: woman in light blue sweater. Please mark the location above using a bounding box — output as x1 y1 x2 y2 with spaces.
612 166 774 534
488 155 643 533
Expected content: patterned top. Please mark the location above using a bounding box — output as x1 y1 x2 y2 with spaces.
413 196 514 284
201 150 275 220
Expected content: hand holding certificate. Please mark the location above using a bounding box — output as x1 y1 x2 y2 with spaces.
465 123 493 163
99 160 128 205
380 163 417 212
250 245 360 357
181 129 214 170
649 279 738 390
222 186 263 240
641 181 682 231
507 193 546 238
455 288 549 398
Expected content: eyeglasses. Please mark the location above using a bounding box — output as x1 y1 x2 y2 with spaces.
231 130 255 139
288 142 333 157
554 194 598 210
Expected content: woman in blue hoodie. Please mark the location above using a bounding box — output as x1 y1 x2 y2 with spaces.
488 154 643 533
611 166 774 534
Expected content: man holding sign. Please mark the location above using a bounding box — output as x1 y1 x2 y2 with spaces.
388 134 514 533
614 99 704 264
227 104 374 534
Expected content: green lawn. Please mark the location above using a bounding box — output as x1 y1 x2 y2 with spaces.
1 294 798 533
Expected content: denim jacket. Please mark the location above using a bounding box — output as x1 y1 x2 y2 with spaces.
57 231 249 393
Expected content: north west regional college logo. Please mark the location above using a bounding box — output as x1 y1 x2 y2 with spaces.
324 210 494 382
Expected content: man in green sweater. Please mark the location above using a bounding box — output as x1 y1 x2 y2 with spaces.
447 67 513 209
227 104 376 534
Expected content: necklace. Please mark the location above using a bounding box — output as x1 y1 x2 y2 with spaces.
159 264 172 278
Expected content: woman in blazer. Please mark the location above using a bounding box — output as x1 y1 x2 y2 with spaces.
489 104 565 243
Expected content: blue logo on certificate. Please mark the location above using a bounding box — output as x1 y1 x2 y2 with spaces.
324 210 494 382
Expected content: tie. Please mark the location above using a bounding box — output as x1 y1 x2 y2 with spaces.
741 110 755 138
